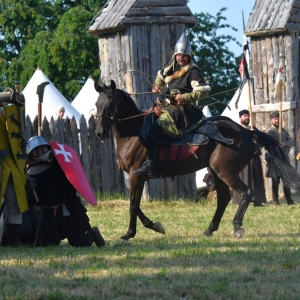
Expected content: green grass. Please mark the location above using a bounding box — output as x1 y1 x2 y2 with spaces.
1 199 300 299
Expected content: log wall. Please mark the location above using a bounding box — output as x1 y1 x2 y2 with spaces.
250 32 300 196
25 114 196 200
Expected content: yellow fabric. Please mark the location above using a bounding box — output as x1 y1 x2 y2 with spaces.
156 109 207 139
156 110 183 139
0 105 28 212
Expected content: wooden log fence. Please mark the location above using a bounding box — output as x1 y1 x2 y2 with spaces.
25 114 197 200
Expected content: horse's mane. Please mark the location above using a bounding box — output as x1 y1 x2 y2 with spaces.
116 89 143 115
114 89 145 137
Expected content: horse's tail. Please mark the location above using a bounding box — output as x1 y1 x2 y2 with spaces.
251 129 300 189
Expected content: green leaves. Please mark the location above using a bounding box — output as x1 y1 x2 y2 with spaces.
1 3 240 107
0 1 101 100
190 8 241 115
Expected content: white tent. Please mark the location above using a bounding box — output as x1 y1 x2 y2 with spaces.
71 76 99 121
202 105 212 117
195 105 213 188
22 67 82 124
221 81 253 124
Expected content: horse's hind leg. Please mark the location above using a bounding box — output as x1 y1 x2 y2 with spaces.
222 174 253 238
203 171 231 236
232 188 253 238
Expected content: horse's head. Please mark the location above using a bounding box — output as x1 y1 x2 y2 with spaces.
94 79 117 140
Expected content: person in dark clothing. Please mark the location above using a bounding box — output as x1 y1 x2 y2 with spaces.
27 136 105 247
265 111 296 205
232 110 267 207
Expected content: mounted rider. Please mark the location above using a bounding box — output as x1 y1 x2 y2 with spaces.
134 31 212 178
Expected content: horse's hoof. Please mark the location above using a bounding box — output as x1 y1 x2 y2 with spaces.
153 222 165 234
234 228 245 239
120 232 135 241
203 229 213 237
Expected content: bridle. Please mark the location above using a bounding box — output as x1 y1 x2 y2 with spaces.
96 88 119 122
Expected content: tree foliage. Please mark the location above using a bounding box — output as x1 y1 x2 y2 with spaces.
0 0 105 100
190 8 242 115
0 2 240 105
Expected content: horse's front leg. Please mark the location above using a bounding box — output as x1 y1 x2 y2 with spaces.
120 173 165 240
120 173 145 240
137 206 165 235
203 172 231 236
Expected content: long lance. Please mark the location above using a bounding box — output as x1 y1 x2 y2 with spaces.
242 10 254 130
36 82 50 136
278 52 285 143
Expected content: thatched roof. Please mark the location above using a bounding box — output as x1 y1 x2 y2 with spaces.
246 0 300 36
88 0 197 35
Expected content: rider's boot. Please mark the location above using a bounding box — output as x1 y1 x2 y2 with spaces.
133 145 159 178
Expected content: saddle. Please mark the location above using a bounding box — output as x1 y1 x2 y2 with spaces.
141 106 233 148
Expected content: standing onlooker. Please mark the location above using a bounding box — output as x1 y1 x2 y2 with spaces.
0 89 28 246
232 110 267 207
265 111 296 205
55 105 65 122
89 109 98 122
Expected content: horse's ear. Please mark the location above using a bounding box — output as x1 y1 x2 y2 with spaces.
110 80 116 91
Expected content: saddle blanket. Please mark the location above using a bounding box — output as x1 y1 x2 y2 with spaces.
159 145 199 161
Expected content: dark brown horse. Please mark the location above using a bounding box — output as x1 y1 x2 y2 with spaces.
94 80 300 241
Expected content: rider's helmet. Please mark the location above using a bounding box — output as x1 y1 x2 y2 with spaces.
174 31 192 57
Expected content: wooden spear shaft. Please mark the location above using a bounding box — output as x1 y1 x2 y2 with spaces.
278 53 284 143
38 102 42 136
247 79 254 130
279 83 282 143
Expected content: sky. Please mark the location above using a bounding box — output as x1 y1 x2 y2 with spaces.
187 0 256 56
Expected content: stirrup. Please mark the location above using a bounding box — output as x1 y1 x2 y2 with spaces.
133 161 154 178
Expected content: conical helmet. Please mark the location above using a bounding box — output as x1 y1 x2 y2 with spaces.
27 136 49 155
174 32 192 56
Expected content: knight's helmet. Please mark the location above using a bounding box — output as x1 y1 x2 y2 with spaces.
174 31 192 57
27 136 49 155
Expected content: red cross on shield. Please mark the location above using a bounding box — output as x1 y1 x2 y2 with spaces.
50 142 97 206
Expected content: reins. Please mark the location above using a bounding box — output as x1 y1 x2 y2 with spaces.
97 90 233 123
129 87 239 101
97 112 147 123
96 73 235 123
